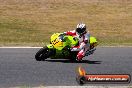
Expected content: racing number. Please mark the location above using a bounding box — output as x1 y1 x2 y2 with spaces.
52 38 59 45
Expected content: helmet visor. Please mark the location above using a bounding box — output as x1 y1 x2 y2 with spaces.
76 28 86 35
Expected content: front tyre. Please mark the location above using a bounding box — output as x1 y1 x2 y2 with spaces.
35 47 49 61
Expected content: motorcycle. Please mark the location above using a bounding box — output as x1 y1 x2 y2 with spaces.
35 33 98 61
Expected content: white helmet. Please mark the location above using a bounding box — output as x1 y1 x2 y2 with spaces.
76 23 86 36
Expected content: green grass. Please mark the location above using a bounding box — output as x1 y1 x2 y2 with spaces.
0 0 132 46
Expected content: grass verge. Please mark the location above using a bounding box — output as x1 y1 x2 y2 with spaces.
0 0 132 46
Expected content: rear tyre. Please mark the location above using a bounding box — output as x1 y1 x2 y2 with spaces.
35 47 49 61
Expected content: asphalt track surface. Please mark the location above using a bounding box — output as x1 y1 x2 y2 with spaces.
0 47 132 87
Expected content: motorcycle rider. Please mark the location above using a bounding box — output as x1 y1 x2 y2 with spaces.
64 23 90 61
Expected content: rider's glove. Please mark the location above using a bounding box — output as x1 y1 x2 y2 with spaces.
63 32 67 35
71 47 81 51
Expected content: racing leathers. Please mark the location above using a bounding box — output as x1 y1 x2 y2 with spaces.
64 30 90 61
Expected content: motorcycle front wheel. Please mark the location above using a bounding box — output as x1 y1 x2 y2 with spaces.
35 47 49 61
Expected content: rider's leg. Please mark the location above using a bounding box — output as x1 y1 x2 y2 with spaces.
71 42 90 61
76 49 84 61
75 42 86 61
76 43 90 61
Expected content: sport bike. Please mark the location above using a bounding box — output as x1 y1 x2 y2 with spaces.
35 33 97 61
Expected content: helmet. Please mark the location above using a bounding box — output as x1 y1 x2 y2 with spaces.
76 23 86 36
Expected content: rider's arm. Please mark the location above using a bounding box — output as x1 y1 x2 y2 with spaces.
71 42 85 51
84 32 90 44
71 32 90 51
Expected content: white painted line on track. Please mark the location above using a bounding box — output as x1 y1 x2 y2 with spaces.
0 47 43 48
99 46 132 47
